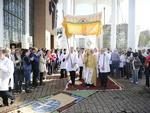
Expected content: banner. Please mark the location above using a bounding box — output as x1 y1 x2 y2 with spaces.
62 13 102 38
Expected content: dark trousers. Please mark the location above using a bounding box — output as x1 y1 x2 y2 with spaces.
69 71 76 85
138 66 143 79
40 72 44 85
79 67 83 80
14 68 22 92
99 73 108 88
52 61 56 74
47 63 52 75
0 91 14 106
112 61 120 77
120 67 124 77
146 75 150 87
32 70 39 87
125 63 132 79
60 69 67 78
24 69 31 91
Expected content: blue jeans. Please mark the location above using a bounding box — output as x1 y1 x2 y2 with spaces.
24 65 32 90
132 69 139 84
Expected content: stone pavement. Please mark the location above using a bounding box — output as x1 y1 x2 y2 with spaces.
0 76 150 113
62 79 150 113
0 76 68 113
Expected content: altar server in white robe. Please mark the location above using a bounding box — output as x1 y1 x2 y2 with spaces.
66 47 78 86
98 48 110 88
59 49 67 78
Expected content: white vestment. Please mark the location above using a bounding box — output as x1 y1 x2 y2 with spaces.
84 67 93 84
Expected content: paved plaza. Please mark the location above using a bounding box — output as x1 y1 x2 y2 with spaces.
0 75 150 113
62 79 150 113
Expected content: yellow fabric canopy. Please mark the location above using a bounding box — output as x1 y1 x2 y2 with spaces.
62 13 103 38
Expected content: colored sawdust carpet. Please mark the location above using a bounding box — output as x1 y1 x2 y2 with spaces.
8 91 94 113
66 77 122 91
9 93 76 113
56 90 97 112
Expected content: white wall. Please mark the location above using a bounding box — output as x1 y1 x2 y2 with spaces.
45 30 51 49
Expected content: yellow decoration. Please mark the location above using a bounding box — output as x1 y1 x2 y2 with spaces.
62 13 103 38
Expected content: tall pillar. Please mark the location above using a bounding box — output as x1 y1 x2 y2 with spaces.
95 0 99 49
111 0 117 50
22 0 30 49
99 35 103 49
68 0 74 47
0 0 4 47
62 0 67 15
128 0 136 51
62 0 73 47
72 0 75 48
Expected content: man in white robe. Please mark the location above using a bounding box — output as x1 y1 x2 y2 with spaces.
59 49 67 78
0 48 15 106
98 48 110 88
66 47 78 85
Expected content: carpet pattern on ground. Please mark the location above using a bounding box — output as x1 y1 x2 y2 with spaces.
8 90 97 113
7 75 120 113
66 77 121 90
56 90 97 112
8 93 76 113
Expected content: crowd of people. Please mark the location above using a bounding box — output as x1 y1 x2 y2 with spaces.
0 46 150 106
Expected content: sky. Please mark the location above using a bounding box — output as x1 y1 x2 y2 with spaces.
136 0 150 30
57 0 150 31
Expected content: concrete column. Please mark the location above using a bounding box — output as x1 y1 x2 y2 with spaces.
0 0 4 47
22 0 30 49
65 0 72 15
128 0 136 51
62 0 67 15
95 0 99 48
71 0 75 48
110 0 117 50
69 0 74 47
99 35 103 49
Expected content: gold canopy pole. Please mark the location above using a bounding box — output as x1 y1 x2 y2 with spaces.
62 9 73 68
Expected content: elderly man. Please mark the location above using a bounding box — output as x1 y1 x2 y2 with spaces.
0 48 14 106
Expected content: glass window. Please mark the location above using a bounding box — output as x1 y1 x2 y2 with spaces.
29 0 34 36
9 27 12 41
4 26 9 40
8 13 11 27
3 0 26 44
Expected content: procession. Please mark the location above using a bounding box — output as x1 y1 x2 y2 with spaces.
0 0 150 113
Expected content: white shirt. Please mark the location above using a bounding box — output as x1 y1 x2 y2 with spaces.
120 54 126 68
0 57 14 91
59 53 67 69
99 52 110 73
94 52 99 64
107 52 112 64
77 54 84 67
67 53 78 71
39 56 47 72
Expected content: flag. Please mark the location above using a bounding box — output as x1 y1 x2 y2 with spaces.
62 13 102 38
